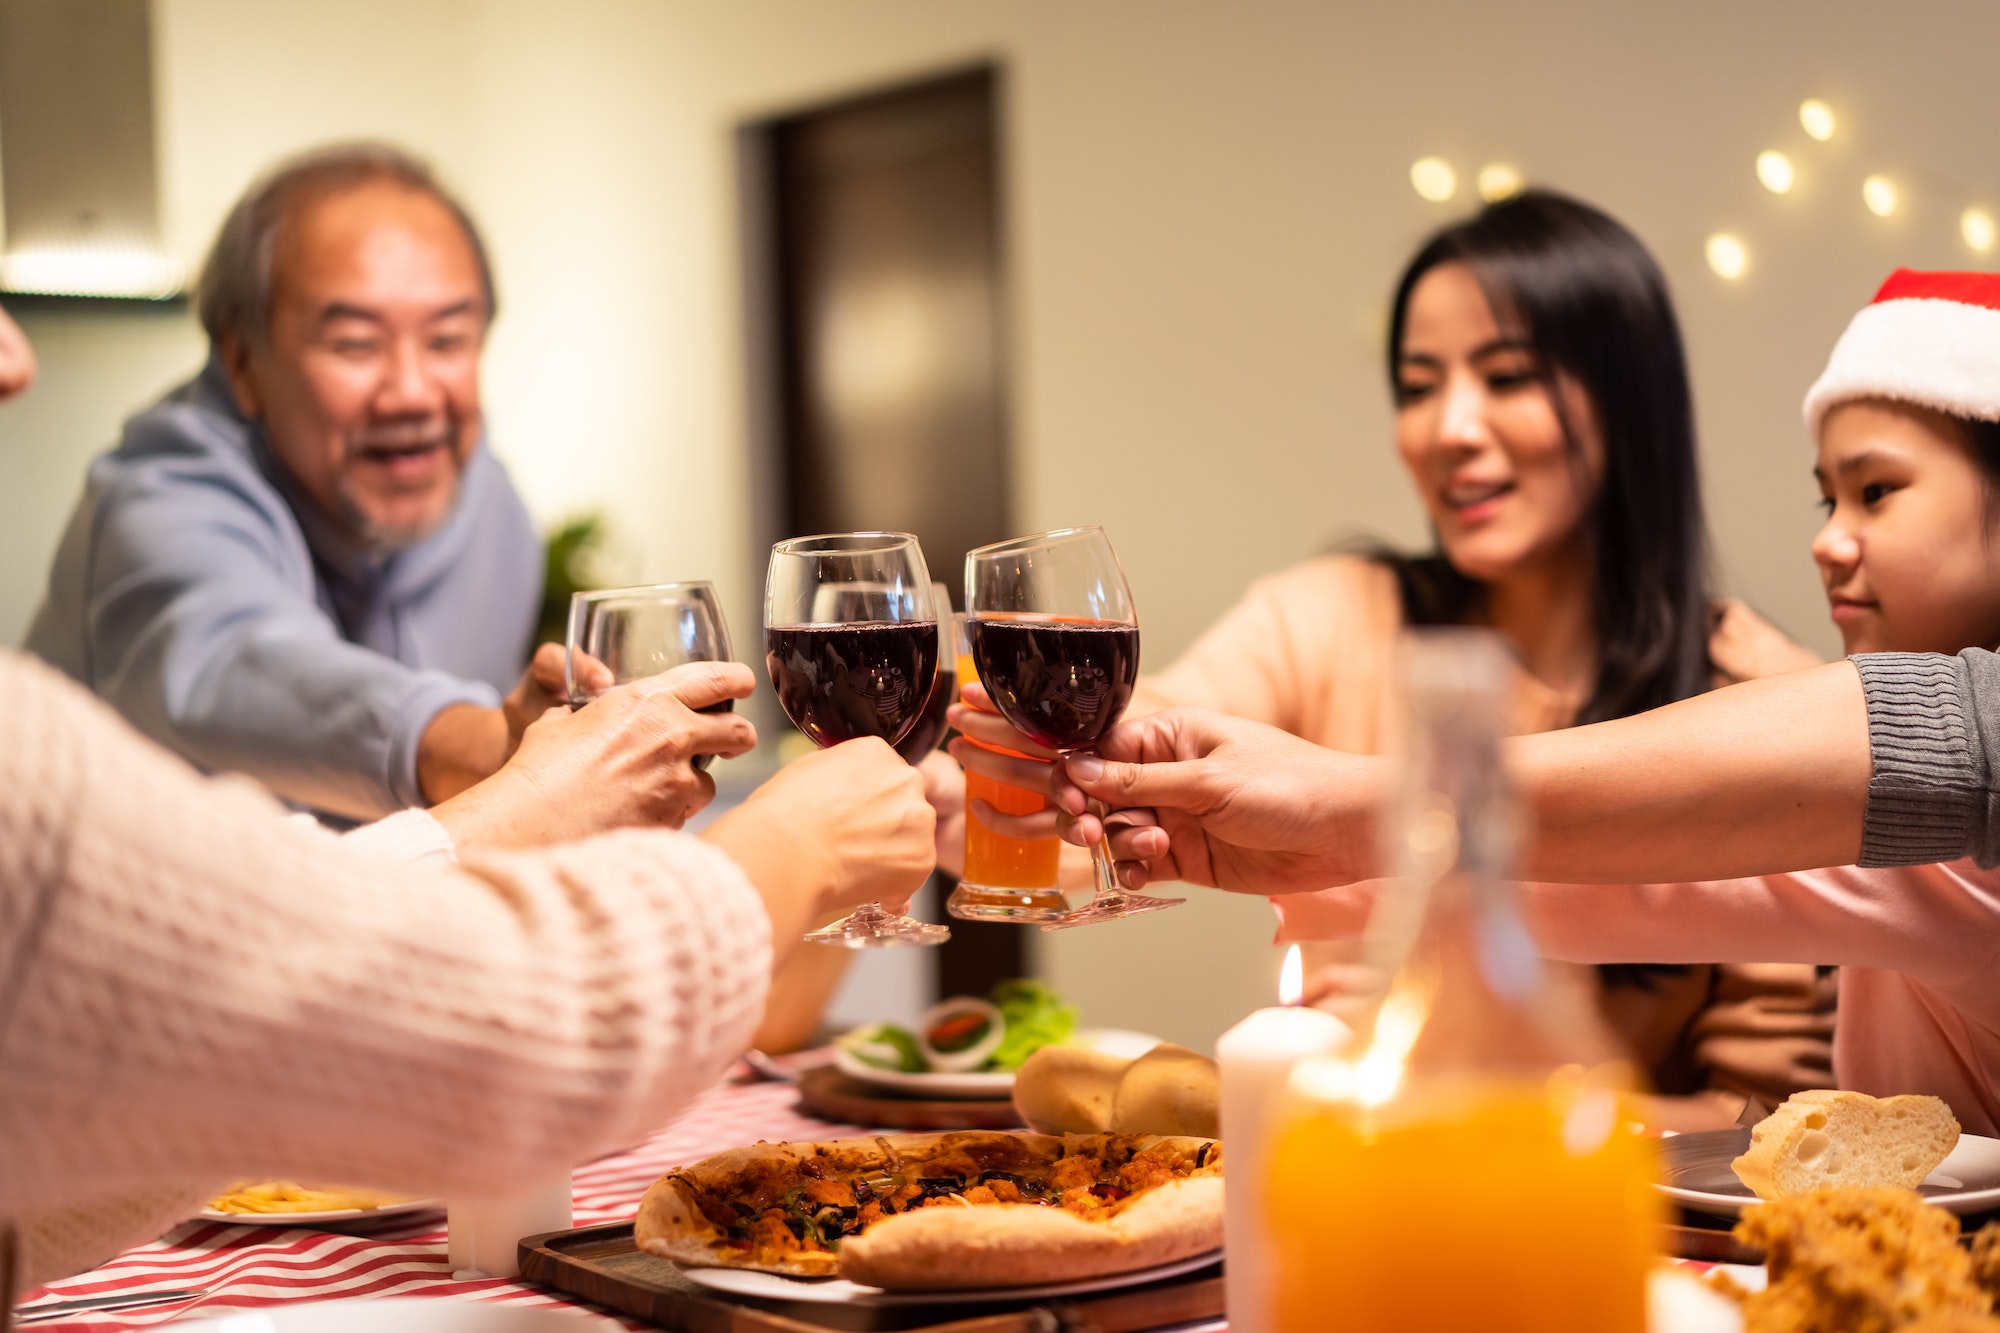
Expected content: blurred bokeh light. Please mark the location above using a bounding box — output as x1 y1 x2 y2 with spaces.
1705 232 1749 280
1862 174 1898 217
1756 150 1795 194
1965 207 1998 253
1476 163 1523 201
1409 156 1457 202
1799 98 1836 141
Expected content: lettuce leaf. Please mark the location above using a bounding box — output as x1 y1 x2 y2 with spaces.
985 979 1077 1071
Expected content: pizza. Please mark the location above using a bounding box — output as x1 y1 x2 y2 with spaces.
633 1130 1223 1290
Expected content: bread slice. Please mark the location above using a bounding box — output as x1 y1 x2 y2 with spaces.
1731 1090 1960 1200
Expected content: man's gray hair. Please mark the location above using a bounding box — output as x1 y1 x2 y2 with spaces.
196 141 497 348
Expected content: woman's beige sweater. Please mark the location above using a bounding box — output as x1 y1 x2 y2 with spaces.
0 651 772 1289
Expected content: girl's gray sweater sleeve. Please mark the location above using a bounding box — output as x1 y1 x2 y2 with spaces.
1853 651 2000 868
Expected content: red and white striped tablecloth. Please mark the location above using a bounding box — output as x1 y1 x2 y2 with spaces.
15 1069 870 1329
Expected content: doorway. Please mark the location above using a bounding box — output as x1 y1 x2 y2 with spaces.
743 65 1026 1003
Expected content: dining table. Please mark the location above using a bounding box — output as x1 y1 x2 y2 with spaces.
15 1061 1229 1332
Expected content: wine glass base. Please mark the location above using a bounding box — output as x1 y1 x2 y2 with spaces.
804 912 951 948
1039 892 1186 931
947 885 1071 924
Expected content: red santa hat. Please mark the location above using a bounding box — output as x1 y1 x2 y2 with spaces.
1802 269 2000 434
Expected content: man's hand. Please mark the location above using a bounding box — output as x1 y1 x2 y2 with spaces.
505 642 590 755
704 738 937 948
0 302 37 401
1049 707 1385 894
433 661 758 846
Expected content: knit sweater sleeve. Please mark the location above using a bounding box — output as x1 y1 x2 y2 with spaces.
0 650 771 1234
1853 651 2000 867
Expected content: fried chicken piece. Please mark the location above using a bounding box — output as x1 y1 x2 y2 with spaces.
1968 1223 2000 1306
1902 1315 2000 1333
1734 1187 1989 1333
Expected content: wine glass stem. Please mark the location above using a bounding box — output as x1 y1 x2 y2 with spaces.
1084 796 1126 905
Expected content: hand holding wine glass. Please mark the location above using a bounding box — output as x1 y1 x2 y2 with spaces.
964 526 1184 928
566 582 736 770
765 532 950 947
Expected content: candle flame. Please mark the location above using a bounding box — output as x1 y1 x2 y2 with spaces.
1278 945 1303 1006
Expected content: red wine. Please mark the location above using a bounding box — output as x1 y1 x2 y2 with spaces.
893 668 957 762
967 618 1140 751
766 621 940 748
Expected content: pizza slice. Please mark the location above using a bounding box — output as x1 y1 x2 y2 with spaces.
634 1130 1223 1289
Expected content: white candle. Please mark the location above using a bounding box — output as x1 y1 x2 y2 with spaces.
1217 946 1348 1333
447 1174 573 1280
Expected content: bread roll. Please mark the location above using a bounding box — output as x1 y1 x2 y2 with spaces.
1731 1089 1960 1200
1110 1043 1221 1138
1012 1046 1128 1134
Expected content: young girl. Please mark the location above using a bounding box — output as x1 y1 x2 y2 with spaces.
1269 268 2000 1133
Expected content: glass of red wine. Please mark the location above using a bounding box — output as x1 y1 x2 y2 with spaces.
964 526 1184 929
765 533 950 947
566 582 734 772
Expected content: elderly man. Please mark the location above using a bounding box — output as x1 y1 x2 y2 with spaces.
27 143 604 820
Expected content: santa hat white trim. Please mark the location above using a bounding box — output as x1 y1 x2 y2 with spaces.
1803 295 2000 433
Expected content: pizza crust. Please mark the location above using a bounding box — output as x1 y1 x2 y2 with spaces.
836 1174 1223 1290
632 1131 1222 1288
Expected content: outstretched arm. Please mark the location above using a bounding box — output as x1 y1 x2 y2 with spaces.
1061 661 1882 891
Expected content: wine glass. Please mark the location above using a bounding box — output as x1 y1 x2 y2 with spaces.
964 526 1184 929
566 582 734 771
765 533 950 947
893 583 959 764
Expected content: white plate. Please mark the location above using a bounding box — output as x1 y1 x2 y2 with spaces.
1656 1128 2000 1216
169 1299 598 1330
677 1247 1221 1306
197 1197 443 1226
832 1029 1166 1101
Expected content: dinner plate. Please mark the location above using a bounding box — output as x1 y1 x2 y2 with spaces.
169 1299 598 1330
831 1028 1166 1101
197 1197 443 1226
675 1246 1221 1305
1656 1128 2000 1216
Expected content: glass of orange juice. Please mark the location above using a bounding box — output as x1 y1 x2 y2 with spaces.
946 615 1070 923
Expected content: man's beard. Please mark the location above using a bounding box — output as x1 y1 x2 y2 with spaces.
334 417 467 555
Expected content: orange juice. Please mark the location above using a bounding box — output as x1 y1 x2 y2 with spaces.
1265 1080 1657 1332
958 651 1062 890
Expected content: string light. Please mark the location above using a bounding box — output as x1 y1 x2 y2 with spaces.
1705 233 1749 281
1799 99 1836 141
1966 208 1998 253
1410 157 1457 203
1755 151 1795 195
1862 175 1898 218
1476 163 1523 202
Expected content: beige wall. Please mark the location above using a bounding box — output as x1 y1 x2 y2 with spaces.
4 0 1995 1051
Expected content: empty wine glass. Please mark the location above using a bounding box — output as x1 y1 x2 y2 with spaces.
765 532 949 947
566 582 734 771
964 526 1184 929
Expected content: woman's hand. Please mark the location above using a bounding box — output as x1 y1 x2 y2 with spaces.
705 739 937 945
1049 707 1386 894
437 661 759 847
944 682 1064 840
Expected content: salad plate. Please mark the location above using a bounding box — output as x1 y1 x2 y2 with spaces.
834 1028 1164 1100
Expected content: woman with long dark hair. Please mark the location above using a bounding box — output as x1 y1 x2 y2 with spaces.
946 189 1827 1128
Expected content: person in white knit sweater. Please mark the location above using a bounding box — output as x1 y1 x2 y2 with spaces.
0 649 936 1292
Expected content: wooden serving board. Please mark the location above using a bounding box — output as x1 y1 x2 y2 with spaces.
518 1221 1223 1333
794 1068 1023 1131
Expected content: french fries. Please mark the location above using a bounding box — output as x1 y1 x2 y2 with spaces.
207 1181 410 1214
